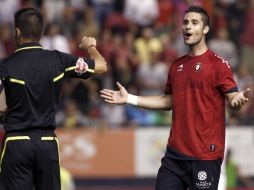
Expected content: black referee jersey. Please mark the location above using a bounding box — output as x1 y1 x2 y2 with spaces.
0 42 95 132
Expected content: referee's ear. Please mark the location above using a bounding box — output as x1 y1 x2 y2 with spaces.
15 28 21 40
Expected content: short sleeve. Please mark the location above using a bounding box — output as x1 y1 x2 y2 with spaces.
164 65 173 94
214 61 238 93
57 51 95 79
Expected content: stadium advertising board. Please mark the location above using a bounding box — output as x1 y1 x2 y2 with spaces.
56 127 254 177
135 128 168 176
56 128 135 177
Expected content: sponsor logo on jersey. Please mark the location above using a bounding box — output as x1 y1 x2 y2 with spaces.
195 62 202 72
75 58 88 74
177 64 184 72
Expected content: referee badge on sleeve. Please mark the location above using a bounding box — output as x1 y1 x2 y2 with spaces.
75 58 88 74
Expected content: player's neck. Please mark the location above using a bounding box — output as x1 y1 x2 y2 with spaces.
188 40 208 57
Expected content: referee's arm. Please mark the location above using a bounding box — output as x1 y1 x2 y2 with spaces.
79 36 107 74
0 80 6 112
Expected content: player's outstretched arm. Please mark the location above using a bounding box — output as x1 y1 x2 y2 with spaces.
79 36 107 74
226 88 251 110
100 82 172 110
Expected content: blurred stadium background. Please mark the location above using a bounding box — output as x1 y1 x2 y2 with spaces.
0 0 254 190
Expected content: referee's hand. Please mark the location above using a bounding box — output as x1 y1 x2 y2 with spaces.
79 36 96 50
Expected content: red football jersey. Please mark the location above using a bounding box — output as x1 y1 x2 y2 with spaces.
165 49 237 160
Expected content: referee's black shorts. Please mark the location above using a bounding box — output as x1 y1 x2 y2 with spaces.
156 154 221 190
0 129 60 190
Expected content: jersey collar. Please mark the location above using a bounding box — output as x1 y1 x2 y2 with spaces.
15 42 42 53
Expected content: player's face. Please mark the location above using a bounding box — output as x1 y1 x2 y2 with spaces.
182 12 207 46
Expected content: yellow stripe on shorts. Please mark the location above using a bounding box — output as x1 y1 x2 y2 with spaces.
0 136 30 172
41 136 61 165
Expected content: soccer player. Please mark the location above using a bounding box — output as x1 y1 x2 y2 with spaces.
0 8 107 190
100 6 250 190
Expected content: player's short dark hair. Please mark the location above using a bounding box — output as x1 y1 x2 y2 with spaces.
14 7 44 41
185 6 209 27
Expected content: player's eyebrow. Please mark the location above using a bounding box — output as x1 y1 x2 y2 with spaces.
191 19 199 23
183 18 200 24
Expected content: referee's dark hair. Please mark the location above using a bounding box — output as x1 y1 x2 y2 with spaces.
14 7 44 41
185 5 209 27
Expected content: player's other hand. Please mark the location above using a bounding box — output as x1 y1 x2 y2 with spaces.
79 36 96 50
230 88 251 108
100 82 128 104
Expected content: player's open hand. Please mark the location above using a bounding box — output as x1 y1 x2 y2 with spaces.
230 88 251 108
100 82 128 104
79 36 96 50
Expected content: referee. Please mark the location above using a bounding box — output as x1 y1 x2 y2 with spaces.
0 8 107 190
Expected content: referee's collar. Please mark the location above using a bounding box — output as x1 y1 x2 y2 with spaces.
15 42 42 53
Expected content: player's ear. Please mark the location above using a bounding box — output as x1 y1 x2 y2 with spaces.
203 26 209 35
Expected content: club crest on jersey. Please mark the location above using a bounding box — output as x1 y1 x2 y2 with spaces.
177 64 184 72
195 63 202 72
75 58 88 74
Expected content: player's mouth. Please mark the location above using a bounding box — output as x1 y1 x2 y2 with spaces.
184 33 192 39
